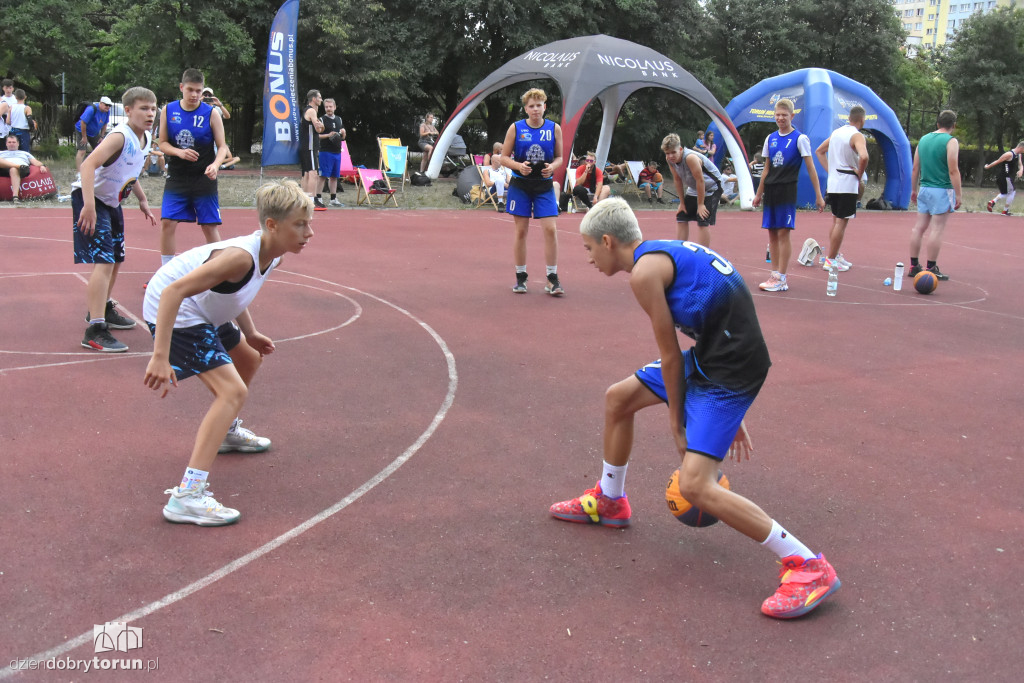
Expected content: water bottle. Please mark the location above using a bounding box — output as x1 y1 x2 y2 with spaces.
893 262 905 291
826 264 838 297
765 244 771 263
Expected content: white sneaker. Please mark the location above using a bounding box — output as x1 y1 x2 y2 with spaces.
836 253 853 268
822 258 850 272
163 483 240 526
218 418 271 453
329 198 345 207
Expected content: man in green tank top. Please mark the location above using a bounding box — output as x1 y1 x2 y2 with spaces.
909 110 961 280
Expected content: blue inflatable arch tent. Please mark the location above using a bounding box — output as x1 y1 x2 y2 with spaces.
711 68 912 209
428 34 756 208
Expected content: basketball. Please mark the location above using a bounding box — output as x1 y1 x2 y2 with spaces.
914 270 939 294
665 468 730 527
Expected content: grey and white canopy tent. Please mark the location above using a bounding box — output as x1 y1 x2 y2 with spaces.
427 34 754 208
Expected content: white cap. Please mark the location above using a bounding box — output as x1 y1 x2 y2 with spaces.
99 96 113 106
202 87 214 96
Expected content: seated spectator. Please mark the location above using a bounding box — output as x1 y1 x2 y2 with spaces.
483 141 502 167
637 160 665 203
720 164 739 204
483 152 511 206
141 140 165 178
604 161 629 183
418 112 439 172
571 151 611 209
705 130 718 159
0 132 48 201
694 130 708 154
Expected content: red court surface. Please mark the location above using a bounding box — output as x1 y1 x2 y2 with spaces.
2 205 1022 681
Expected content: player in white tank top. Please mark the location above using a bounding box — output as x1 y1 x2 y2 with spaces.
814 107 869 269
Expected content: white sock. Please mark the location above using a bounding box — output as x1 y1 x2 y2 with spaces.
515 265 527 274
1005 190 1016 208
546 265 557 276
760 520 815 561
778 272 787 282
600 462 628 498
180 467 209 491
161 254 173 266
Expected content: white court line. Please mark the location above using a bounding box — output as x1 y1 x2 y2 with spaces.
0 274 457 677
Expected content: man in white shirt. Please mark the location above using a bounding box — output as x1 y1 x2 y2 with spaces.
815 106 869 272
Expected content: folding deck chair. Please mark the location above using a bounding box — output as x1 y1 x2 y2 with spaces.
623 161 645 199
382 144 408 194
473 166 501 211
356 168 398 208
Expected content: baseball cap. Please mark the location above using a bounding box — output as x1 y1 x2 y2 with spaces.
202 87 214 96
99 96 113 105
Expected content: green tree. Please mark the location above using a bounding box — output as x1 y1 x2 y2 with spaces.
943 6 1024 183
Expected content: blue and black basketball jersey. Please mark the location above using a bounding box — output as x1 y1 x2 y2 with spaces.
510 119 556 194
633 240 771 391
165 101 216 176
763 128 807 205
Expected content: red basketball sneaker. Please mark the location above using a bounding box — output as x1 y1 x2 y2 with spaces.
550 482 631 527
761 554 841 619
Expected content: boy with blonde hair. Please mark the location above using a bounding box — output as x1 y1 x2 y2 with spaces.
143 180 314 525
552 197 840 618
74 87 158 352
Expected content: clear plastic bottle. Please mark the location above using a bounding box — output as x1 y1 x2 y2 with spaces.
826 264 838 297
893 262 904 291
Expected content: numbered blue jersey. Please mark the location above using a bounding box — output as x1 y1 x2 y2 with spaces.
764 128 805 186
633 240 770 389
165 101 216 176
511 119 555 179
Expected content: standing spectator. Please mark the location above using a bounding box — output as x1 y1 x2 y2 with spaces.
908 110 961 280
749 152 764 187
299 89 325 211
73 87 158 352
571 151 611 209
815 105 869 272
418 113 439 173
8 89 33 151
75 96 113 171
318 97 346 206
1 133 48 201
200 87 238 170
0 80 15 141
984 141 1023 216
637 160 664 203
499 87 564 296
158 68 232 267
705 130 718 159
752 98 825 293
662 133 725 246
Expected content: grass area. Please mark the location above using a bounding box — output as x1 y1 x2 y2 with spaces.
4 155 1010 214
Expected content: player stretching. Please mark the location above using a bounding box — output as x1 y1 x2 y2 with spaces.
550 198 840 618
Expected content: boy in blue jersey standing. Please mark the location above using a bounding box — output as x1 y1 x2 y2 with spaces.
499 88 564 296
752 98 824 292
157 68 232 268
550 198 840 618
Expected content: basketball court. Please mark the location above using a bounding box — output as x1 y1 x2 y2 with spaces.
2 205 1021 680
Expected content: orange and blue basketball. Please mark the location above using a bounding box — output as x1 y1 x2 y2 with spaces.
665 468 730 527
914 270 939 294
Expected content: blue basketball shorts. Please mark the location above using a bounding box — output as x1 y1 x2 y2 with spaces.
634 350 763 460
761 202 797 230
917 187 955 215
319 151 341 178
146 321 241 382
72 189 125 264
161 175 222 225
506 183 558 219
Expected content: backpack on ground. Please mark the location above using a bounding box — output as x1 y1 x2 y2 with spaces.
410 171 431 186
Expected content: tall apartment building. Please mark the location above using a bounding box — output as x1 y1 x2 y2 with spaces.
893 0 1017 50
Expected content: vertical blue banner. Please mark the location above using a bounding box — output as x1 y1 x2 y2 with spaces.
261 0 300 167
